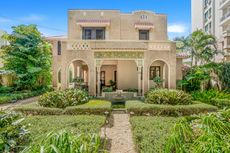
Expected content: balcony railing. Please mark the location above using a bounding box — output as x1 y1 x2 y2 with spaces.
66 40 174 51
220 11 230 22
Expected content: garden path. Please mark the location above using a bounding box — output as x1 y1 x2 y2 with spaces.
101 113 136 153
0 96 39 110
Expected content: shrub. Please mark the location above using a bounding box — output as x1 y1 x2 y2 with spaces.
0 96 12 104
126 101 217 116
0 111 29 152
165 109 230 153
0 86 14 93
38 89 89 108
102 87 113 92
23 131 104 153
145 89 192 105
124 88 138 92
191 89 230 102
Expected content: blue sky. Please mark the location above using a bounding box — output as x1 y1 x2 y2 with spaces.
0 0 191 39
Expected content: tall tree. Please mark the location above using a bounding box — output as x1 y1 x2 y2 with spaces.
1 25 51 90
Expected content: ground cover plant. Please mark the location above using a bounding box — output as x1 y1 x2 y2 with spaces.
0 111 29 152
23 131 104 153
38 89 89 108
191 89 230 108
0 88 47 104
145 89 192 105
126 100 217 116
21 115 106 152
130 116 180 153
165 109 230 153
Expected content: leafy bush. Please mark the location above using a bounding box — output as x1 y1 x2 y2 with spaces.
165 109 230 153
145 89 192 105
191 89 230 102
126 100 217 116
23 131 104 153
0 86 14 93
38 89 89 108
102 87 113 92
0 96 12 104
124 88 138 92
0 111 29 152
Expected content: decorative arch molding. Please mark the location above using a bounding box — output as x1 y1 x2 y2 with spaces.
147 59 171 89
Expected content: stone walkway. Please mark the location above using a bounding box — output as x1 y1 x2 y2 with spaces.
0 96 39 110
101 113 136 153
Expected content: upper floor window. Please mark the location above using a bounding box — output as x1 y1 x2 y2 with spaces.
82 27 105 40
139 30 149 40
57 41 61 55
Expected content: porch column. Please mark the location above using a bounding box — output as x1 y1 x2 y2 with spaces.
137 66 142 96
163 63 166 88
96 66 101 96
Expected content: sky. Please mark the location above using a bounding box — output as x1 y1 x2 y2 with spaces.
0 0 191 39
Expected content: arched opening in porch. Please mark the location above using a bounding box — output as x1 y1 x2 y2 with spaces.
148 60 170 89
67 60 89 90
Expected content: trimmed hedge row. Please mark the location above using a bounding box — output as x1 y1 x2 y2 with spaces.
14 100 112 115
126 100 218 116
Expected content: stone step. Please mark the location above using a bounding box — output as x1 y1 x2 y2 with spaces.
112 109 127 114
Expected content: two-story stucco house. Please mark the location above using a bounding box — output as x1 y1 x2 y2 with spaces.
47 10 188 96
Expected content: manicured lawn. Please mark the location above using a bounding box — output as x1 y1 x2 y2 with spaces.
23 115 106 144
130 116 180 153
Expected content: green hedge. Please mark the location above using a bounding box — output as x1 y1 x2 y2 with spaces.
64 100 112 115
126 100 218 116
14 100 112 115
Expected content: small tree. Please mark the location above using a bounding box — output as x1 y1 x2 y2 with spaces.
1 25 51 90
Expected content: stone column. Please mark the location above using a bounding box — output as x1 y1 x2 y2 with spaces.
137 66 142 96
96 66 101 96
162 64 166 88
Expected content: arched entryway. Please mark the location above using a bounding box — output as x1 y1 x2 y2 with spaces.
148 60 170 89
67 60 89 90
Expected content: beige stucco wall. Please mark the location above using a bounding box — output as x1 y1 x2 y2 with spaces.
176 58 183 80
68 10 167 40
117 60 138 90
101 65 117 86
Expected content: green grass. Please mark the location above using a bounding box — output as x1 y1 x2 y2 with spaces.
23 115 106 144
130 116 180 153
126 100 218 116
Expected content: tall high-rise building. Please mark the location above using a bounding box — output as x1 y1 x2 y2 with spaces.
191 0 230 61
220 0 230 60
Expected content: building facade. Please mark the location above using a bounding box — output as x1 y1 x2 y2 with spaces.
48 10 187 96
192 0 230 61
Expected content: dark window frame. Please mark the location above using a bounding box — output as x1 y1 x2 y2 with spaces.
149 66 161 80
82 27 105 40
139 30 149 40
57 41 61 55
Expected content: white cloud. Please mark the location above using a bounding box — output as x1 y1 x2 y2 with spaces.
0 17 11 23
19 14 45 22
168 24 187 33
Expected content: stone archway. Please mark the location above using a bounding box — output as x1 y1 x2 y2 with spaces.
67 59 89 90
148 59 170 89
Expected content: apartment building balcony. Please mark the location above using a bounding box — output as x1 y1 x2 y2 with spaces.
220 0 230 9
66 40 175 52
220 11 230 26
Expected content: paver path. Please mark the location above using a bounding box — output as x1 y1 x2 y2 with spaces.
101 113 136 153
0 96 39 110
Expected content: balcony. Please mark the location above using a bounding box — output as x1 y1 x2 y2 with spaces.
66 40 174 52
220 0 230 9
220 11 230 26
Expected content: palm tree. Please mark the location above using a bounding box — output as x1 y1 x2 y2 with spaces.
187 30 219 66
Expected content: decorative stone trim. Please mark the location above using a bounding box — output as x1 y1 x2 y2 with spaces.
68 41 90 50
94 52 144 59
148 43 171 51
